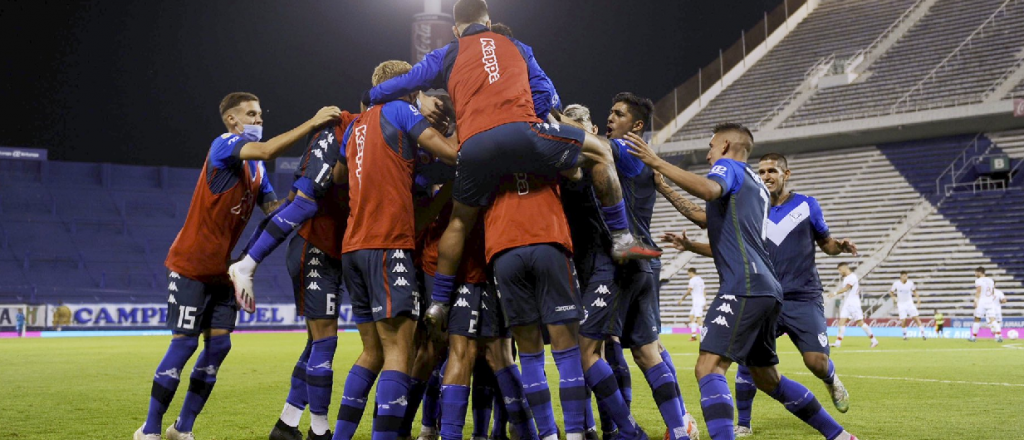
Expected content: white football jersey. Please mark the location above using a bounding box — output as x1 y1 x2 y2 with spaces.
995 289 1005 304
891 280 916 304
975 277 995 304
689 276 706 302
843 273 860 303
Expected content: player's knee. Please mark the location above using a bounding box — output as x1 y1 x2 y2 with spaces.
748 366 781 393
802 353 828 376
631 342 661 372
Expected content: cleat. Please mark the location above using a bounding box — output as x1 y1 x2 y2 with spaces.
967 337 976 342
684 412 700 440
586 429 600 440
903 336 907 340
306 428 332 440
836 431 859 440
827 376 850 413
228 257 257 313
603 430 619 440
869 339 879 348
134 426 161 440
997 337 1003 343
611 231 662 261
734 426 753 437
417 427 438 440
830 341 841 348
922 333 927 341
270 419 303 440
619 430 650 440
166 423 196 440
423 300 451 343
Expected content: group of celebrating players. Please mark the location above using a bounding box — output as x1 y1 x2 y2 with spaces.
133 1 866 440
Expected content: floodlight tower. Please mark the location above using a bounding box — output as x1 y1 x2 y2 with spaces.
411 0 452 63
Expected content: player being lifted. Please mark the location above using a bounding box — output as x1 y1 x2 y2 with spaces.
887 271 927 341
629 123 858 440
664 152 856 437
363 0 661 342
680 268 706 342
969 267 1000 342
134 93 341 440
829 263 878 348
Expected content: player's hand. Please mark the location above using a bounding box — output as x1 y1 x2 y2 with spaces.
418 94 445 125
662 230 691 252
623 132 662 166
310 106 343 127
839 238 858 256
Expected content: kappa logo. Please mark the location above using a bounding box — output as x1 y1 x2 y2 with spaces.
720 294 737 301
716 303 734 315
196 365 219 376
394 277 410 287
169 272 181 279
353 124 367 184
455 298 470 308
155 368 180 380
389 396 409 406
591 298 607 308
309 258 322 266
310 247 323 255
168 294 177 304
307 281 321 291
818 333 828 347
711 316 730 327
555 305 576 312
311 360 333 370
168 282 179 292
480 38 501 83
307 269 321 278
392 250 406 259
458 285 471 294
595 284 611 295
393 263 408 273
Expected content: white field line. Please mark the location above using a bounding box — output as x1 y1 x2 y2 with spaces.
788 371 1024 387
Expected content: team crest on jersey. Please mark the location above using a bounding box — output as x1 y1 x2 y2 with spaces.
818 333 828 347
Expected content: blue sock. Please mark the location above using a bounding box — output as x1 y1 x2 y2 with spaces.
306 336 337 435
176 334 231 432
334 365 378 440
400 378 427 437
471 362 496 438
495 365 539 440
552 346 589 436
660 348 688 415
644 362 688 440
600 201 629 232
143 337 199 434
821 360 836 385
439 385 471 440
584 386 597 432
372 370 412 440
520 351 557 439
432 273 456 304
491 394 509 438
735 365 756 429
584 359 638 439
247 195 318 263
698 374 734 440
598 398 617 436
768 376 843 440
286 339 313 414
241 200 289 255
606 341 632 408
421 362 444 431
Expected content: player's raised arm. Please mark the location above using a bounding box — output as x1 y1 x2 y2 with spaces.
415 128 458 165
662 230 713 258
366 47 448 106
237 106 342 161
625 132 723 201
654 170 708 229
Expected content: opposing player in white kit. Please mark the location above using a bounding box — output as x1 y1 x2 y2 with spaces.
887 271 926 340
829 263 878 348
679 268 706 341
970 267 1001 342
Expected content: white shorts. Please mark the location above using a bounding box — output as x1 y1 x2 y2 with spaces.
690 299 706 318
839 300 863 321
897 302 919 320
974 303 998 320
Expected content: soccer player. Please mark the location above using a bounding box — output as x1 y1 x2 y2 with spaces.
934 309 945 338
664 152 857 436
994 289 1007 342
829 263 877 348
489 23 562 121
628 123 858 440
364 0 660 339
887 271 927 341
267 111 360 440
680 268 706 342
133 92 342 440
15 308 25 337
334 60 458 440
969 267 998 342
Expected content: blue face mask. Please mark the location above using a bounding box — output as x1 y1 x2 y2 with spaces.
242 124 263 142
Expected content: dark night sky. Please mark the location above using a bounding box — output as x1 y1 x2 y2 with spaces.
2 0 782 168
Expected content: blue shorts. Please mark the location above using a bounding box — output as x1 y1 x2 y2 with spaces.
342 249 421 323
579 272 618 340
700 295 781 367
492 244 583 327
445 278 509 339
777 297 830 355
651 258 663 327
454 121 586 207
165 270 236 336
617 269 660 349
286 236 343 320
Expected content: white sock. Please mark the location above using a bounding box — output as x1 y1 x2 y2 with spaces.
236 254 258 276
920 325 927 336
838 326 846 339
992 322 1002 337
311 413 329 435
860 323 874 339
281 403 303 427
971 322 981 337
689 322 697 335
902 327 907 337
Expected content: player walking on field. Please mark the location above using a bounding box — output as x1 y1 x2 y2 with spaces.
969 267 1001 342
680 268 706 342
829 263 878 348
134 92 341 440
887 271 928 341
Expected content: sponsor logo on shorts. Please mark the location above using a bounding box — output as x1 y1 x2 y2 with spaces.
716 303 734 314
373 306 383 313
591 298 607 308
555 305 576 312
307 281 321 291
480 38 501 83
393 263 408 273
818 333 828 347
711 316 730 327
310 248 323 254
168 282 179 292
394 277 410 287
458 285 471 295
596 284 611 295
455 298 470 308
720 294 737 301
309 258 322 266
169 272 181 279
392 250 406 259
555 149 572 168
307 270 321 278
168 294 177 304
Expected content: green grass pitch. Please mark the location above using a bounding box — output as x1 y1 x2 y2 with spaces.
2 333 1022 439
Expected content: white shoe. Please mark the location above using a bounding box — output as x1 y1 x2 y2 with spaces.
902 335 907 340
830 341 841 348
835 430 859 440
416 426 437 440
869 338 879 348
684 412 700 440
166 423 196 440
826 376 850 413
134 426 161 440
228 256 257 313
734 425 753 437
922 333 927 341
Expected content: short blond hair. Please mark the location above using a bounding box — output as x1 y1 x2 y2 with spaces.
372 60 413 86
562 104 594 132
